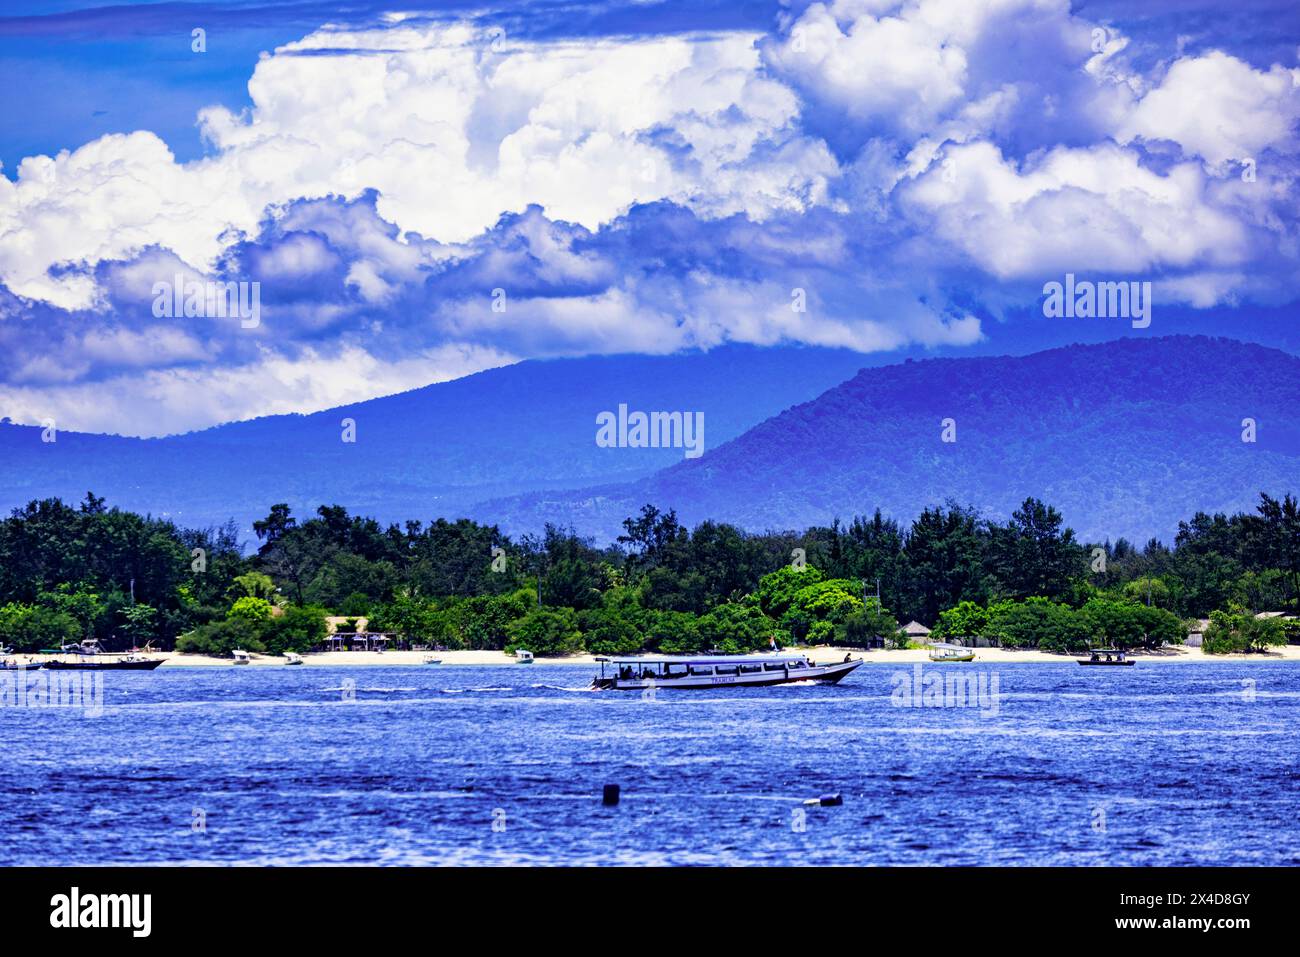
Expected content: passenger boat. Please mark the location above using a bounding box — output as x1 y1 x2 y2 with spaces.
1078 648 1135 666
592 654 861 690
45 655 165 671
515 649 535 664
231 649 253 665
44 639 166 671
284 652 304 665
927 642 976 662
423 656 442 665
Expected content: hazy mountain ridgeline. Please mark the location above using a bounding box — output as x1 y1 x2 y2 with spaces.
0 345 871 536
481 336 1300 545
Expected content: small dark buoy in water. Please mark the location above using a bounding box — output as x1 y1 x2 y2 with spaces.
602 783 620 806
804 792 843 806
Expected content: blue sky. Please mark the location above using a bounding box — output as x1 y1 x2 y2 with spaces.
1 0 1298 435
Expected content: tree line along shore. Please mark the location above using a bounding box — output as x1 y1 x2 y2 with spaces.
1 493 1297 659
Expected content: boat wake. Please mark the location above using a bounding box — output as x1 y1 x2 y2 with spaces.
531 683 599 693
441 686 514 694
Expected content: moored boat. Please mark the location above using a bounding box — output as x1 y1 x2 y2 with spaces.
928 642 976 662
515 649 535 664
1078 648 1135 666
45 655 164 671
592 653 861 690
45 639 166 670
231 649 253 665
284 652 304 665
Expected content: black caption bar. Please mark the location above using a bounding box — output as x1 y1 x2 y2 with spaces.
0 866 1285 946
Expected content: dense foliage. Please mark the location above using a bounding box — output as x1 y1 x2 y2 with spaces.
0 492 1296 656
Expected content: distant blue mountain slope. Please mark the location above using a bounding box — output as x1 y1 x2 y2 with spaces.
478 336 1300 544
0 345 873 536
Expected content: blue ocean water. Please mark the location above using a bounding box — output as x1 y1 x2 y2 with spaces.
1 662 1297 866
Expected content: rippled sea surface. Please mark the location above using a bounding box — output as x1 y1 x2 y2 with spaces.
2 662 1298 865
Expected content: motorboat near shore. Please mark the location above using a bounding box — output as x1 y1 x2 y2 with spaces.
592 654 862 690
928 642 976 663
45 655 165 671
42 639 166 671
1078 648 1135 666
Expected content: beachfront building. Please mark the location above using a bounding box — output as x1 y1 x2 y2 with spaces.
1185 619 1210 648
901 621 931 644
320 616 402 651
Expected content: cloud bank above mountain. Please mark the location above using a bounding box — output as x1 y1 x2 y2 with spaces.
1 0 1298 435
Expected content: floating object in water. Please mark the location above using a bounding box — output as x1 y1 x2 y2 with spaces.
515 649 535 664
602 784 620 806
284 652 304 665
591 654 861 690
804 793 843 807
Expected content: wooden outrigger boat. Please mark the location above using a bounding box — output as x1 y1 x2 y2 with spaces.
592 653 861 690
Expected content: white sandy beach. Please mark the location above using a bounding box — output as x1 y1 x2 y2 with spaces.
57 644 1300 667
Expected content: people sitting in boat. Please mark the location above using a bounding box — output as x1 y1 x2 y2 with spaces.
642 667 655 679
620 665 633 679
844 653 852 663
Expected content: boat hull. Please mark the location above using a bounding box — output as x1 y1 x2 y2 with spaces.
1078 659 1135 666
595 658 861 690
45 658 165 671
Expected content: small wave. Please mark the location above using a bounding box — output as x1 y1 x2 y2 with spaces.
442 686 513 694
319 686 417 693
530 683 598 693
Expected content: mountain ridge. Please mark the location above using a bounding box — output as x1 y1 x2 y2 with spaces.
475 335 1300 544
0 344 875 535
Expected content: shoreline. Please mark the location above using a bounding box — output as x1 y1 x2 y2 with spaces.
11 645 1295 667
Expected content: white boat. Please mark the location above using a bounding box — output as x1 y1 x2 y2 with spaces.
592 654 861 690
423 656 442 665
515 649 535 664
231 649 253 665
928 642 976 662
284 652 303 665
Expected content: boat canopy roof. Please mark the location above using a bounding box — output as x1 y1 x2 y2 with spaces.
595 654 809 665
928 642 969 651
